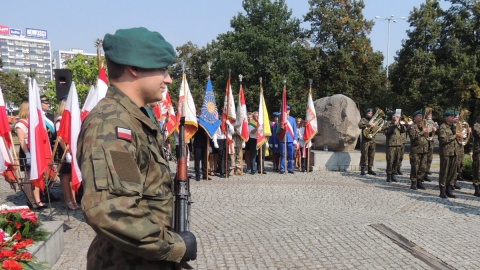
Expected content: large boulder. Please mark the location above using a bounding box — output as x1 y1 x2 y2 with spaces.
312 94 360 152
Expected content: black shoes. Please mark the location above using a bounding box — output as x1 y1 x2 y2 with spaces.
391 174 398 182
439 186 447 198
417 180 426 190
474 185 480 197
424 176 432 182
360 166 366 175
410 181 417 190
386 174 391 182
446 185 456 198
367 167 376 175
288 171 294 174
396 169 403 175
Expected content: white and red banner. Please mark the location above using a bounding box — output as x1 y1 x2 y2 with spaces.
81 66 108 121
57 82 82 192
155 86 177 137
223 76 236 122
28 79 52 189
256 88 271 149
276 84 294 139
177 73 198 142
234 83 249 141
0 86 14 177
304 89 318 143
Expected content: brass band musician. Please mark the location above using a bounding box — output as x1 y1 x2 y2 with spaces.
383 112 407 182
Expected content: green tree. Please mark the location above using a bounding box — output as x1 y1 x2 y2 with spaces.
0 71 28 107
210 0 306 115
304 0 385 110
389 0 445 116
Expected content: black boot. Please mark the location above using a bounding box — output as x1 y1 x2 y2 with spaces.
439 186 447 198
424 176 432 182
386 174 391 182
446 185 456 198
396 169 403 175
391 174 398 182
457 174 464 181
417 180 426 190
367 167 377 175
474 185 480 197
410 181 418 190
360 166 366 175
454 182 461 190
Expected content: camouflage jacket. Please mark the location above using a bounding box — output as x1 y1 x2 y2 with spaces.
383 121 406 146
408 123 429 154
473 123 480 154
78 86 185 269
358 117 375 141
437 122 458 156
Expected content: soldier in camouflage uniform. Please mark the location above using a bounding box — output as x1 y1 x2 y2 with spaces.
437 110 463 198
358 108 381 175
408 110 430 190
383 113 406 182
471 116 480 197
396 131 407 175
424 111 438 180
77 27 196 269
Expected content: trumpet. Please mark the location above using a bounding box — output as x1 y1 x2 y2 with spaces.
456 109 471 146
423 107 437 141
399 115 413 126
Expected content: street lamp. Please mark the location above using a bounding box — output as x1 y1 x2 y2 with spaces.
375 15 406 78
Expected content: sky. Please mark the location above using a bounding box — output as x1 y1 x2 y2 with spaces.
1 0 451 69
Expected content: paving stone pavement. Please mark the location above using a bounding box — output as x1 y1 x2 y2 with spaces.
1 158 479 269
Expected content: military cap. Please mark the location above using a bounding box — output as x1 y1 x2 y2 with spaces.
444 110 456 117
40 94 50 104
103 27 175 69
286 105 291 110
454 110 460 116
365 108 374 113
413 110 423 117
273 112 280 116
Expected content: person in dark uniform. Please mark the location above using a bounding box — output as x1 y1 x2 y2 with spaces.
358 108 381 175
437 110 463 198
193 126 208 181
408 110 430 190
471 115 480 197
269 112 281 172
77 27 196 269
383 112 406 182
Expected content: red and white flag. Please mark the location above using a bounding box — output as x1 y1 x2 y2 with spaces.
0 86 15 178
234 83 249 141
276 84 294 139
155 86 177 137
223 76 236 122
28 79 52 189
177 73 198 141
57 82 82 192
81 66 108 121
304 88 318 143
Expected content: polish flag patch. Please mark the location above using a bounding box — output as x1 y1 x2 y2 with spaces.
117 127 132 141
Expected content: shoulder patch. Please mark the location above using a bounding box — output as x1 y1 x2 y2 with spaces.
117 127 132 142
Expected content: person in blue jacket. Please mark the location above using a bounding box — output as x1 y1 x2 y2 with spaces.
278 105 298 174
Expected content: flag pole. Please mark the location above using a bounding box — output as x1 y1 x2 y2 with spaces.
225 70 231 178
259 77 264 175
307 79 313 173
283 80 287 173
206 61 212 181
94 39 103 71
238 74 245 174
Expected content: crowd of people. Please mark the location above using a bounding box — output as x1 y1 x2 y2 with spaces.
188 106 315 181
358 107 480 198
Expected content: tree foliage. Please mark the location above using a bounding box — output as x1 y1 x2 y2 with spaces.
0 71 28 106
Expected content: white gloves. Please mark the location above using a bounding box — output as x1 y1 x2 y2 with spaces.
25 152 31 165
65 153 72 163
265 142 269 148
242 142 246 148
275 144 278 148
214 142 219 149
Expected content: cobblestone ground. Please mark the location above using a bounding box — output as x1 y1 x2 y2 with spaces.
1 158 479 269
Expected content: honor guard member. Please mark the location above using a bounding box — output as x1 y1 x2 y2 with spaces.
77 27 197 269
437 110 463 198
471 115 480 197
278 105 298 174
358 108 380 175
453 110 465 189
408 110 430 190
383 112 406 182
269 112 281 172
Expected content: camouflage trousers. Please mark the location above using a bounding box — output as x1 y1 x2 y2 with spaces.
409 152 427 181
386 145 402 174
360 140 376 167
439 155 457 187
426 140 434 173
473 151 480 186
398 144 405 171
456 150 465 178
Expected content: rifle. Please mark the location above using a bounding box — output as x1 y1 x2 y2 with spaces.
174 117 193 269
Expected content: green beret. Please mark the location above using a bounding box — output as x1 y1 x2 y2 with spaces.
413 110 423 116
444 110 455 117
454 110 460 116
103 27 175 69
365 108 374 113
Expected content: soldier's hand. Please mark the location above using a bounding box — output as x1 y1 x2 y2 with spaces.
179 231 197 262
455 132 464 138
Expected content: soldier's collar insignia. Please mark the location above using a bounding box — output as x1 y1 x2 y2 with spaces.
117 127 132 142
